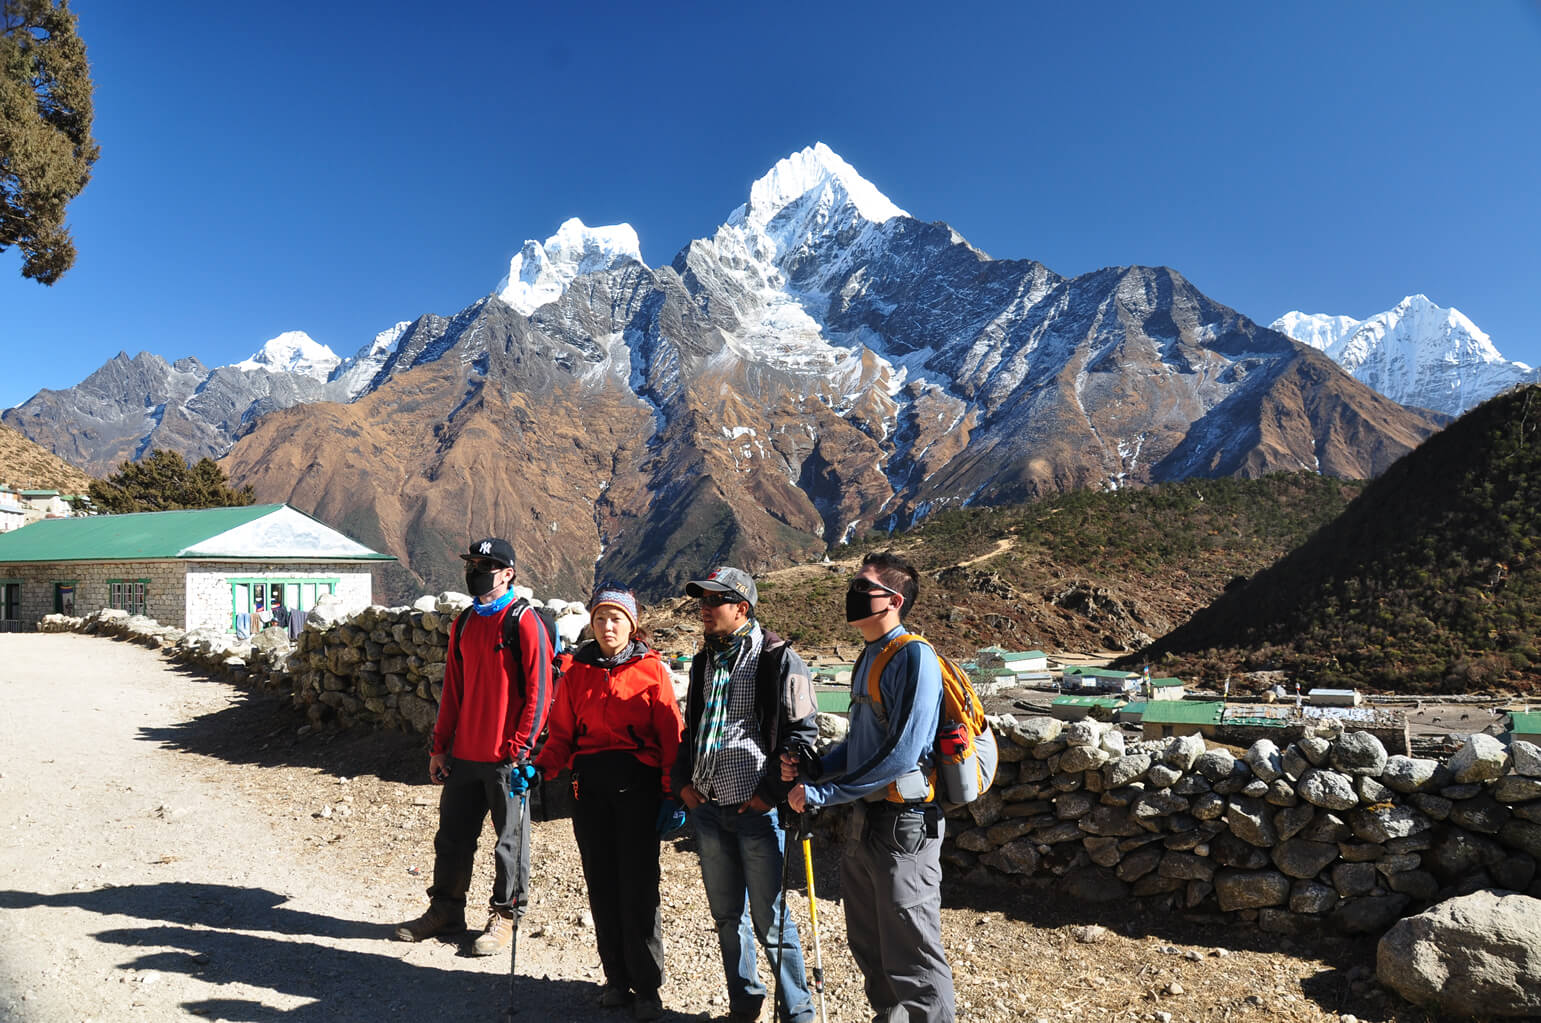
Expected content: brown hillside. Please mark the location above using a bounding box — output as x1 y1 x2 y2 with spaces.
0 423 95 493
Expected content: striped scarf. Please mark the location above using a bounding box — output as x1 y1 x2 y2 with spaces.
692 620 756 793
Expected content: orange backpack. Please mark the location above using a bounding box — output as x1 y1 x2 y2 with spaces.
859 633 999 806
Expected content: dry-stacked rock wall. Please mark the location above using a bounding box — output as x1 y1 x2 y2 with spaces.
948 714 1541 933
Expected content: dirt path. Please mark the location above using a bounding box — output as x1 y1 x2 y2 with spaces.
0 634 1425 1023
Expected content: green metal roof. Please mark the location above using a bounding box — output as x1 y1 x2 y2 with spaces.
815 689 852 714
1511 711 1541 735
1063 666 1138 679
1151 677 1185 688
1141 700 1224 725
1053 695 1126 708
0 504 393 562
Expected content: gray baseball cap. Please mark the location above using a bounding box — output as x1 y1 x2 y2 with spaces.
685 566 757 609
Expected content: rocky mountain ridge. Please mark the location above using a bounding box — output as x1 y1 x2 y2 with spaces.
7 144 1443 601
224 145 1439 601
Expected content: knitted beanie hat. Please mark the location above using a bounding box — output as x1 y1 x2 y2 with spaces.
589 586 639 632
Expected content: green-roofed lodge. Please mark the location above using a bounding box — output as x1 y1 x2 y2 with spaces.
1511 711 1541 745
1050 694 1126 721
1140 699 1224 740
0 504 393 633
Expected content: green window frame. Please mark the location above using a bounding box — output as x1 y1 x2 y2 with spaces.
228 576 339 631
1 579 20 621
107 578 150 616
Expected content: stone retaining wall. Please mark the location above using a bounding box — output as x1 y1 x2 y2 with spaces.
946 714 1541 933
41 600 1541 936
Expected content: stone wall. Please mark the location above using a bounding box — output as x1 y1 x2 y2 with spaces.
42 600 1541 937
3 559 185 625
945 715 1541 933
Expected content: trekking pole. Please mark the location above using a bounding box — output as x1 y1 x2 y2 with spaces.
798 812 829 1023
771 805 792 1022
503 787 528 1022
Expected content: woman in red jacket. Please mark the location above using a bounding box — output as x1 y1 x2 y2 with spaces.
536 586 685 1022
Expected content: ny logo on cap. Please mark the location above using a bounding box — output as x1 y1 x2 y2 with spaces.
479 541 493 554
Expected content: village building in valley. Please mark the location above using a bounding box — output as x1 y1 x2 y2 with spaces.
0 504 393 633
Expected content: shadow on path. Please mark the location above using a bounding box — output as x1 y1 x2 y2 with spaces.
137 670 424 785
1 882 712 1022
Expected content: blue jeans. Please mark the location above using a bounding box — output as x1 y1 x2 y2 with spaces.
691 802 815 1023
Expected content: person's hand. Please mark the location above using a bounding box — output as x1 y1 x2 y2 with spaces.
787 783 807 814
738 793 773 814
507 764 538 794
679 784 705 810
655 798 687 838
779 750 799 782
429 753 451 784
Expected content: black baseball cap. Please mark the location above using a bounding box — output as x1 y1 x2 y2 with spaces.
460 537 516 568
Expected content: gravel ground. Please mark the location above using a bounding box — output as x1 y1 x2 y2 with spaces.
0 634 1449 1023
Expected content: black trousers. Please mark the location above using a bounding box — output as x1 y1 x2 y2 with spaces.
570 751 666 995
427 758 532 917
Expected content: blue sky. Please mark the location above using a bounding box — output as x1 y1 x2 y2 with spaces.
3 1 1539 411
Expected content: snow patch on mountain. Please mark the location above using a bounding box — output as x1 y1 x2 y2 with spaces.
495 218 645 315
1272 295 1537 416
329 321 412 400
233 331 341 381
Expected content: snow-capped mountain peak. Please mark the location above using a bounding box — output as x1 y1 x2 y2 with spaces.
232 331 341 381
495 218 645 315
1269 310 1361 352
1272 295 1535 415
736 142 907 233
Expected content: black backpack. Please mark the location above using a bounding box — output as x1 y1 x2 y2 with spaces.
452 597 565 684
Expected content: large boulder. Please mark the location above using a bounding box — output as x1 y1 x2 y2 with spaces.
1449 734 1510 784
1330 731 1388 776
1377 890 1541 1018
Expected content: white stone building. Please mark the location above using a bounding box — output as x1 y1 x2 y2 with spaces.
0 504 393 633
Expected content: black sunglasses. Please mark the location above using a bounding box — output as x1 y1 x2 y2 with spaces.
698 591 744 608
468 558 510 573
849 577 901 597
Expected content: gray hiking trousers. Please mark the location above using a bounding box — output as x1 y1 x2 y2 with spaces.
840 801 956 1023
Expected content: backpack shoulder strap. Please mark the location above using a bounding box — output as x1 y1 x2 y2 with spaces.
853 632 927 728
451 606 474 667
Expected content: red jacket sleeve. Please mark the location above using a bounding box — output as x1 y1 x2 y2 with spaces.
432 615 465 756
650 659 685 797
507 605 553 762
534 664 576 777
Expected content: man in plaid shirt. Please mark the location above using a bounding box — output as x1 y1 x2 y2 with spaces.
673 566 818 1023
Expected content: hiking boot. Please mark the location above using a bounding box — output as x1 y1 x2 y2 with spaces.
393 902 464 942
632 993 664 1021
599 985 632 1008
470 909 515 956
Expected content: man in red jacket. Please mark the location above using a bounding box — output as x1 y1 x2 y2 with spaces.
394 537 555 956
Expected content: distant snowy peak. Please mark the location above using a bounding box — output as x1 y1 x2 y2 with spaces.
328 321 412 400
495 218 645 315
232 331 341 381
1272 295 1535 416
1269 311 1361 352
734 142 907 233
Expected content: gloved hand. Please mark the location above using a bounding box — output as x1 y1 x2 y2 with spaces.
508 763 539 795
655 798 687 838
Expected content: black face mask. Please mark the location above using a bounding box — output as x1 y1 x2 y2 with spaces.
465 565 497 597
845 588 883 623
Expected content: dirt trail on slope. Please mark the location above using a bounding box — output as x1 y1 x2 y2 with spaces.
0 634 1425 1023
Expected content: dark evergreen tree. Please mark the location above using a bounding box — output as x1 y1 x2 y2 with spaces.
89 450 257 513
1 0 99 283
